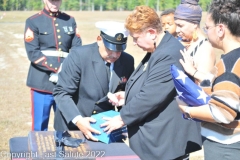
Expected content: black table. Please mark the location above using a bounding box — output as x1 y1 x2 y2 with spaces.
9 136 140 160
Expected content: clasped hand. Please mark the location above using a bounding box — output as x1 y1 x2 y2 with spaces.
107 91 125 106
49 73 58 83
49 63 62 83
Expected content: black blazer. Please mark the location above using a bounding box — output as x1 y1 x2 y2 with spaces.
120 32 202 160
53 43 134 130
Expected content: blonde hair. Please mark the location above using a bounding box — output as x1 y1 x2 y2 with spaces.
125 6 162 34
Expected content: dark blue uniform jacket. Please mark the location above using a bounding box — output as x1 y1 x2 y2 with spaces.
24 8 82 93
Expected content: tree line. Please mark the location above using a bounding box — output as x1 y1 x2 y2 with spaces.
0 0 212 11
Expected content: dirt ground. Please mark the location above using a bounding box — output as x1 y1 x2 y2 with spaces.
0 11 223 160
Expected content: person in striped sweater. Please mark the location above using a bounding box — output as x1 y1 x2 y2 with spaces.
177 0 240 159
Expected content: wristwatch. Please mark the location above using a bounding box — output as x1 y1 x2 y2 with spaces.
184 107 192 120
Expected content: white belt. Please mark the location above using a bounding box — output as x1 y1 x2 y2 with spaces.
41 50 69 58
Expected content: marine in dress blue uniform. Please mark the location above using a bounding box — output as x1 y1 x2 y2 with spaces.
24 1 82 131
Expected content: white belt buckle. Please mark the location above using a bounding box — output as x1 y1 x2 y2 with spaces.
59 51 63 57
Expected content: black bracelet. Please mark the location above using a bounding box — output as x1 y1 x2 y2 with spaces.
193 70 198 78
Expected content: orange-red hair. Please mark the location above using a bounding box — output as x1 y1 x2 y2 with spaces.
125 6 162 34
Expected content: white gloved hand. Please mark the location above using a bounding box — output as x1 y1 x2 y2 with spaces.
49 63 63 83
49 73 58 83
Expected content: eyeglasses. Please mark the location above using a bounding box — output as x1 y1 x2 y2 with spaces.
202 24 219 34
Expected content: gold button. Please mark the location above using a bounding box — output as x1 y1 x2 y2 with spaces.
59 42 62 45
55 68 58 70
45 62 47 64
50 13 53 16
93 111 96 114
44 32 47 34
58 35 61 39
54 18 56 21
55 24 58 26
57 29 60 32
50 64 52 67
59 48 62 51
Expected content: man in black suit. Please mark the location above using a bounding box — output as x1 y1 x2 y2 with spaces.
53 21 134 141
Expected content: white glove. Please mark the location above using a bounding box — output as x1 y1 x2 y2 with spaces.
49 63 62 83
49 73 58 83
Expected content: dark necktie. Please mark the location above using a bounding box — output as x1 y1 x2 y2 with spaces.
106 62 111 81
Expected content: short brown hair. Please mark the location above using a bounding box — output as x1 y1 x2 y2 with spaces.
125 5 162 34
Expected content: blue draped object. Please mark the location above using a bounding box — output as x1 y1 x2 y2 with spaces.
170 65 210 121
91 110 127 144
